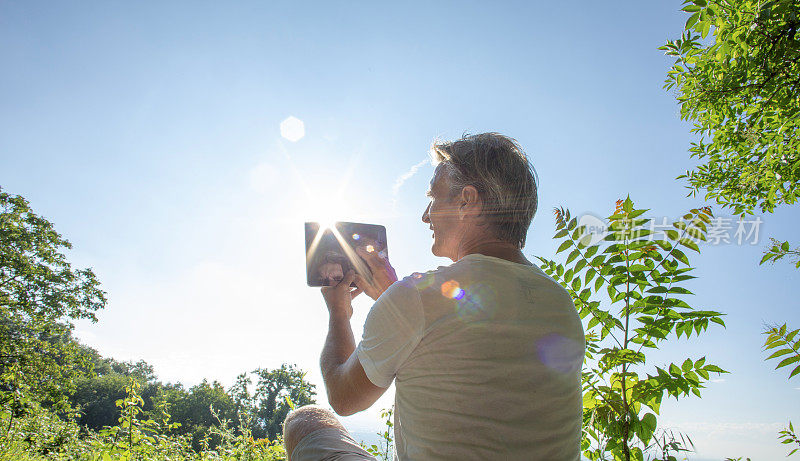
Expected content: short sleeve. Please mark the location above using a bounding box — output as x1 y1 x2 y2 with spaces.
356 278 424 388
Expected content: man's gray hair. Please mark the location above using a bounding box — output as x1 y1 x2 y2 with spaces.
430 133 538 249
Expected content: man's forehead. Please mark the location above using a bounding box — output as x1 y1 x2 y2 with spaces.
430 163 449 189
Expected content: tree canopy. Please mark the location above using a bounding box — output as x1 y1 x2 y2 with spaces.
0 188 106 413
662 0 800 216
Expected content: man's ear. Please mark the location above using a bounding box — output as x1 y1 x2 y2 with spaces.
458 186 482 220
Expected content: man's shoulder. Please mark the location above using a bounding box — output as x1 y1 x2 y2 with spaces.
393 261 462 294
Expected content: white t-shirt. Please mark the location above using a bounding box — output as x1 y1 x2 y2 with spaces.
356 253 585 460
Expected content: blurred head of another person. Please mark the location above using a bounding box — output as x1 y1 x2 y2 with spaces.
421 133 538 261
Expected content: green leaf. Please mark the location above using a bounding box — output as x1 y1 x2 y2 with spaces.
766 349 793 360
556 240 572 254
642 412 657 432
566 249 580 264
678 238 700 252
686 11 700 28
623 196 634 213
790 365 800 379
571 277 581 292
595 275 604 292
776 355 800 370
585 268 597 284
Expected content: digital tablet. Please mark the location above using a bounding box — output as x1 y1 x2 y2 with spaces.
305 221 388 287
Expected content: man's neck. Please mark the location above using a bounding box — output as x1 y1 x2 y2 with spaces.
456 239 532 266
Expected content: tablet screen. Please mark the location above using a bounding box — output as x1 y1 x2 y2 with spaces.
305 221 388 287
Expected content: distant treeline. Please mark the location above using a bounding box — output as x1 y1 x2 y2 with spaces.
72 342 316 450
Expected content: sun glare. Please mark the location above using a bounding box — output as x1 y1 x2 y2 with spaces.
318 219 336 230
278 134 381 286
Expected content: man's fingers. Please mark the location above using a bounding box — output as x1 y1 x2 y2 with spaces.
339 269 356 289
353 273 370 290
357 246 387 272
350 287 363 300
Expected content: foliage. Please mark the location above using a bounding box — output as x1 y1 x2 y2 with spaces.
760 238 800 268
164 379 238 451
244 364 316 441
67 356 315 453
779 421 800 457
364 406 393 461
93 378 187 459
649 429 694 461
0 189 313 459
661 0 800 217
763 323 800 456
663 2 800 457
764 323 800 379
0 403 98 460
0 188 106 414
1 376 288 460
537 198 726 461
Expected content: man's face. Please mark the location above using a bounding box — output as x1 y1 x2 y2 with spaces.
319 262 344 285
421 164 463 261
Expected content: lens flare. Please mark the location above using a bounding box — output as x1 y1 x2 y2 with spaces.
452 283 497 322
352 233 360 240
441 280 465 299
365 244 375 253
535 333 583 374
280 116 305 142
410 271 436 291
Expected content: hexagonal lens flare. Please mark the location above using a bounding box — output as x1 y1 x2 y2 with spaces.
280 116 305 142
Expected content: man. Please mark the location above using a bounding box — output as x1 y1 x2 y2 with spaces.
284 133 585 460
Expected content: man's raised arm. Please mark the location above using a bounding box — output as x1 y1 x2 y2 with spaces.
320 270 387 416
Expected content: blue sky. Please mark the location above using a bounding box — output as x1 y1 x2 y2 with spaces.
1 1 798 458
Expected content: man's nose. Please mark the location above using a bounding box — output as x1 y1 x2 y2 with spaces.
422 203 431 224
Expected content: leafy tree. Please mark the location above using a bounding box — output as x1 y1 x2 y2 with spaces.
166 379 237 450
69 350 165 432
0 188 106 415
664 2 800 455
537 198 726 461
250 364 316 441
229 371 255 437
71 373 135 430
662 0 800 217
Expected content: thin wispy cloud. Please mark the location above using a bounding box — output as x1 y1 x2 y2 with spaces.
392 158 430 197
390 158 430 216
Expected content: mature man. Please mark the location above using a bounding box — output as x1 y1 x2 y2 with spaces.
284 133 585 460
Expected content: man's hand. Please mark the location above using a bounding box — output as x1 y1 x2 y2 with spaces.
321 270 362 320
354 246 398 300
